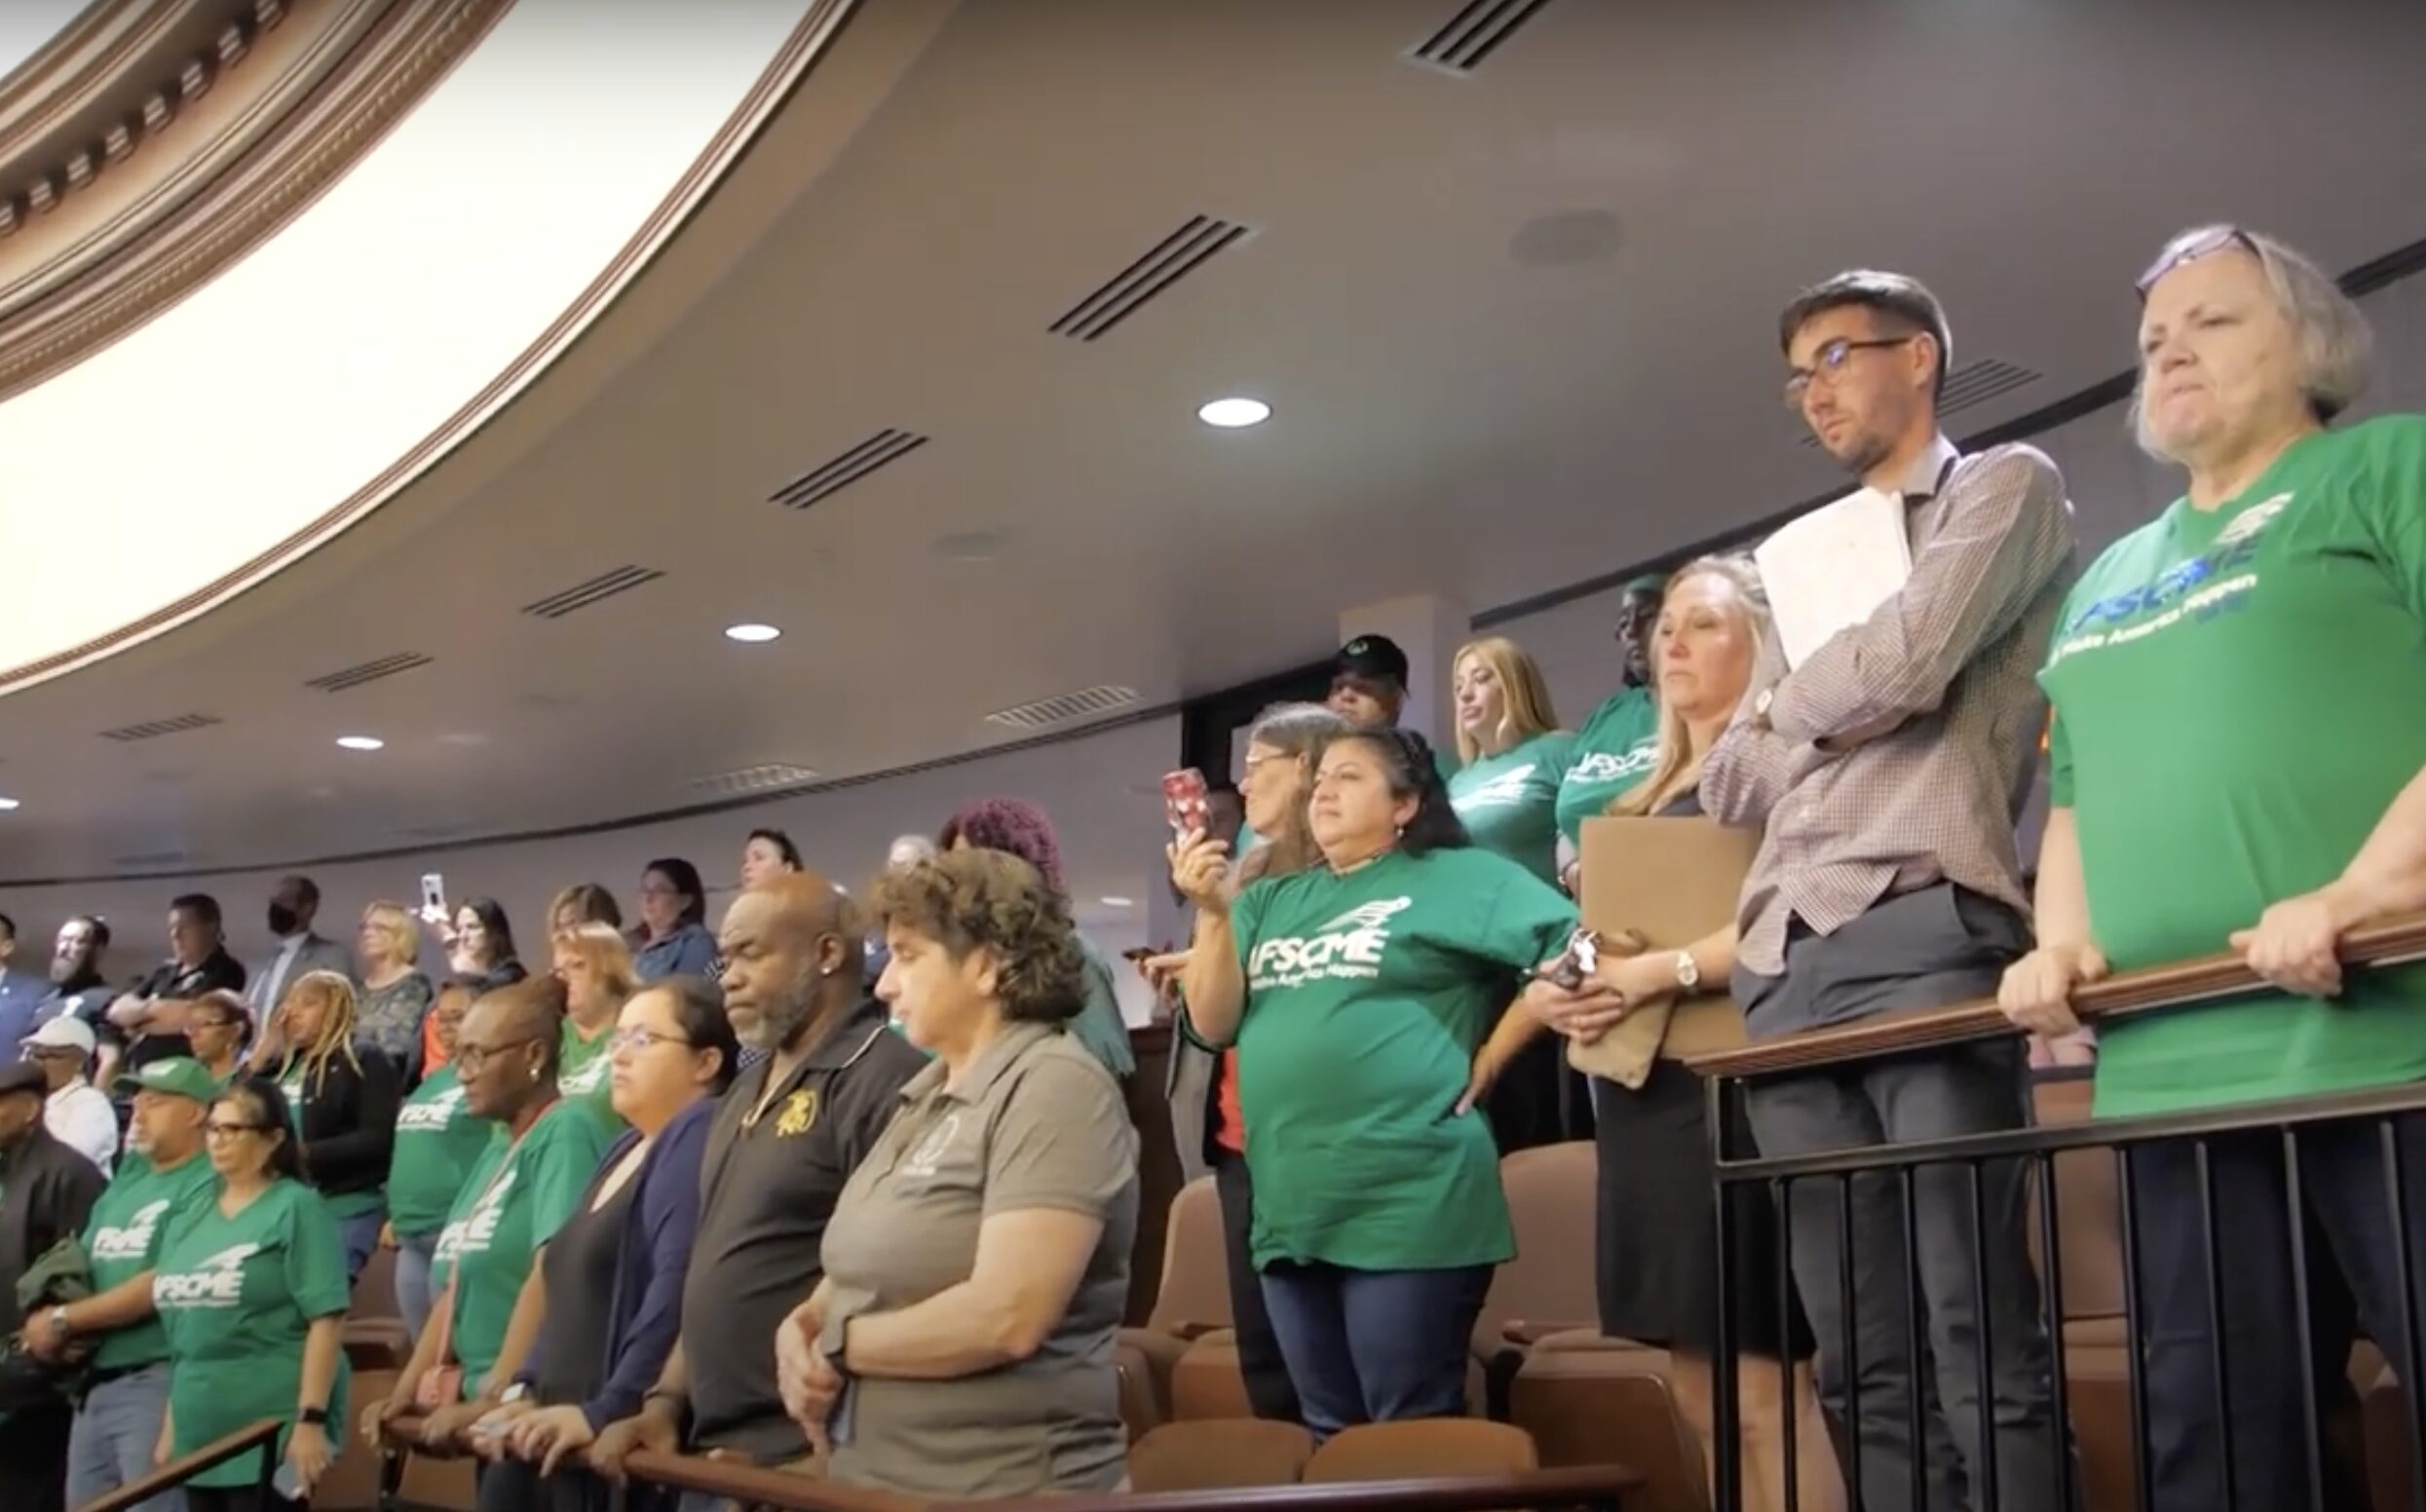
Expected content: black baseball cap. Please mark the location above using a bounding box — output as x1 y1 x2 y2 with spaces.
1334 634 1411 688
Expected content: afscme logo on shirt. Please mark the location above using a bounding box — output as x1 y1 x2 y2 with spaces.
1568 743 1657 785
155 1243 260 1307
398 1085 467 1131
93 1198 172 1262
435 1169 518 1264
1250 898 1411 989
1453 765 1536 812
2052 492 2293 666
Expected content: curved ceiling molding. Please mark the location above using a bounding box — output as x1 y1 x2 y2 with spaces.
0 0 859 694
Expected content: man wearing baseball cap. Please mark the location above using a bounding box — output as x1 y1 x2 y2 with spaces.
21 1015 119 1176
1328 634 1459 782
0 1059 105 1512
24 1058 218 1512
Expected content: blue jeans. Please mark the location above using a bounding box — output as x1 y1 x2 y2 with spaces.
395 1229 440 1342
338 1207 385 1285
1258 1261 1493 1439
68 1362 181 1512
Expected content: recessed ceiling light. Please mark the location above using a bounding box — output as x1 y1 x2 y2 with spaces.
1099 895 1135 909
1197 397 1270 429
335 736 385 752
724 623 782 644
0 796 20 812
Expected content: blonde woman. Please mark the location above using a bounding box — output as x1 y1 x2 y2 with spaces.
265 970 401 1281
1448 635 1582 1150
1548 557 1841 1512
551 923 639 1118
357 901 435 1080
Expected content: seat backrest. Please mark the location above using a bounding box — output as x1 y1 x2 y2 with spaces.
2031 1077 2125 1318
1128 1419 1317 1492
1305 1419 1539 1482
1149 1175 1231 1334
1479 1141 1600 1337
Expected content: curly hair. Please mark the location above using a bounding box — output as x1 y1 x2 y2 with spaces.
937 797 1066 896
873 850 1085 1025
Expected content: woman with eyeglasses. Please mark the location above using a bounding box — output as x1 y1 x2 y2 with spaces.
184 990 251 1088
465 976 737 1510
367 977 615 1455
1169 726 1598 1438
257 971 400 1282
632 859 718 984
150 1077 351 1512
550 924 639 1123
382 978 493 1342
356 902 435 1083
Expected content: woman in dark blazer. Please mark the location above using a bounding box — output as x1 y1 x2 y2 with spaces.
468 975 737 1511
258 969 400 1281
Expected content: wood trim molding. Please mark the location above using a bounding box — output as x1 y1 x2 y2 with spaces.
0 0 869 695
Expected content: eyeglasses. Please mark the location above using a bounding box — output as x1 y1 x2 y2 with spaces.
453 1035 541 1074
1782 336 1917 409
2136 226 2255 300
205 1121 270 1140
610 1027 693 1055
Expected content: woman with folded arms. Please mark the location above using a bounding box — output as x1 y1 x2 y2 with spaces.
382 977 492 1342
2000 226 2426 1511
151 1077 350 1512
470 976 737 1511
776 849 1138 1498
259 971 400 1281
1448 635 1581 1150
1545 557 1838 1512
1170 726 1595 1438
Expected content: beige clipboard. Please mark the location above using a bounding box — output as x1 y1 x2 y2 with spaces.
1568 815 1759 1088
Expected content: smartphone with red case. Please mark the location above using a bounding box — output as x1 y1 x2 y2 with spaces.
1161 768 1210 836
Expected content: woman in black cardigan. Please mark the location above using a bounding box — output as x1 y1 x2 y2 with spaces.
260 969 400 1281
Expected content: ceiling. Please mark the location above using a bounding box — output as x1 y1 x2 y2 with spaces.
5 0 2426 884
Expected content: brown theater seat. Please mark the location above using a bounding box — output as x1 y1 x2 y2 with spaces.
1128 1418 1317 1491
1112 1335 1164 1440
1119 1175 1235 1418
1305 1418 1537 1481
1509 1331 1703 1512
352 1245 400 1321
1475 1141 1601 1415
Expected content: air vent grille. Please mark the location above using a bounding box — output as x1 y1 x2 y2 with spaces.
1408 0 1557 73
685 763 820 798
1798 359 2044 445
521 566 664 620
305 652 433 694
768 430 929 511
1049 215 1252 341
986 685 1140 732
99 713 221 742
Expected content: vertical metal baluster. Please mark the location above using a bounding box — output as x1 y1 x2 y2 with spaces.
2285 1127 2327 1512
2378 1118 2426 1512
1970 1160 2001 1511
2195 1140 2237 1512
1779 1174 1800 1512
1712 1075 1742 1512
2036 1149 2079 1512
1839 1173 1864 1505
1901 1165 1928 1512
2116 1147 2157 1512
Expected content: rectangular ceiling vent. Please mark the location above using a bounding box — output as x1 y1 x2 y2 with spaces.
685 762 820 798
1049 215 1252 341
1408 0 1558 74
985 684 1140 731
768 430 929 511
521 565 664 620
1798 358 2044 444
99 713 222 742
306 651 433 694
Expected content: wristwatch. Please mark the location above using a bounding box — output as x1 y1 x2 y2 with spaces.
297 1407 329 1427
45 1307 73 1342
1672 951 1701 993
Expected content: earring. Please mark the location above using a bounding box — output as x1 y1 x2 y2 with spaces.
530 1068 542 1083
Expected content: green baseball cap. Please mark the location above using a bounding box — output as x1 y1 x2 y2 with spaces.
115 1057 222 1104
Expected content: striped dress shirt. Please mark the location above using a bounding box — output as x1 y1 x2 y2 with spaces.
1703 435 2078 977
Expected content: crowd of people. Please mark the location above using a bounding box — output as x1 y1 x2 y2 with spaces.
0 223 2420 1512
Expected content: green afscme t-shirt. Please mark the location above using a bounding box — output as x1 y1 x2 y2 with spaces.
386 1066 494 1236
2044 416 2426 1117
432 1102 613 1396
1231 847 1577 1271
1554 688 1658 848
557 1019 625 1129
1451 731 1578 885
152 1180 353 1489
83 1152 220 1372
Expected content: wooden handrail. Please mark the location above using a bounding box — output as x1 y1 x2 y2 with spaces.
1685 912 2426 1080
76 1418 280 1512
383 1416 1643 1511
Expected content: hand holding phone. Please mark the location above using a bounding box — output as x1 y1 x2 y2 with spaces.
1161 768 1210 837
418 873 447 925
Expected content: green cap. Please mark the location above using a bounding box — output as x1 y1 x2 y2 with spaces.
115 1056 222 1104
1621 570 1669 596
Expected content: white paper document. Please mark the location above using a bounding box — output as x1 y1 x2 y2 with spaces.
1754 486 1914 668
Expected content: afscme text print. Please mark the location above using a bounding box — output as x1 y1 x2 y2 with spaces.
1248 898 1412 990
2049 493 2291 668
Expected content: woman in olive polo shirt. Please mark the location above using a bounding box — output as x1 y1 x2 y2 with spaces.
1999 227 2426 1512
774 848 1137 1499
1170 726 1589 1437
151 1076 350 1512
